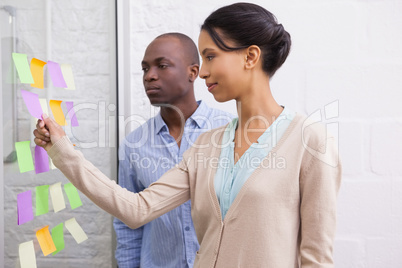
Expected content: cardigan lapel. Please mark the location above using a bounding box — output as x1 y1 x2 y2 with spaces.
222 114 302 223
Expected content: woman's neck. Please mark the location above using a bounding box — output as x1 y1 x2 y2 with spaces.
235 83 283 130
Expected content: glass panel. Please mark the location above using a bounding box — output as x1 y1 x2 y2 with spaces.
1 1 116 267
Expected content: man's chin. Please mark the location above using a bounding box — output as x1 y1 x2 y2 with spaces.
149 101 167 107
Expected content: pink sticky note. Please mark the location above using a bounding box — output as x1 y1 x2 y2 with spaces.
65 101 79 127
21 90 43 119
47 61 67 88
17 190 34 225
35 146 49 174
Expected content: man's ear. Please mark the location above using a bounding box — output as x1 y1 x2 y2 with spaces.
189 64 199 82
244 45 261 70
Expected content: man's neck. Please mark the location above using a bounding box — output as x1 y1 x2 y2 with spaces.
160 99 199 148
160 100 198 129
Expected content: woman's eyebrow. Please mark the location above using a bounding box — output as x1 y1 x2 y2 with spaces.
201 48 214 56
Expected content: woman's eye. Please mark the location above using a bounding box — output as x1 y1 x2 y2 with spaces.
206 56 214 61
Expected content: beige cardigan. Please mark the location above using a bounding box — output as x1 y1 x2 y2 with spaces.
48 113 341 268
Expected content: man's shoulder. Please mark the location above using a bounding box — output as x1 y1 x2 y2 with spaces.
204 105 234 117
125 116 156 138
197 103 234 129
191 124 228 149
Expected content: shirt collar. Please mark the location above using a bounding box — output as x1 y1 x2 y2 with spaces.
154 100 209 135
225 106 293 142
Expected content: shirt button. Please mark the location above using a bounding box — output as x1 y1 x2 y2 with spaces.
188 259 192 263
185 226 190 231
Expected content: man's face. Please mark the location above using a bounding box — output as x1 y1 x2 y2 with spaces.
141 37 192 106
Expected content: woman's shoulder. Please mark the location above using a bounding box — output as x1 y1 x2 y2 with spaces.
291 112 337 151
197 123 228 143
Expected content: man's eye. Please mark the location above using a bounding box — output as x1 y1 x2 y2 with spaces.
142 67 148 72
159 65 167 69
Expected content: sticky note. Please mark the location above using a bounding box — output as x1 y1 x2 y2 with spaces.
17 190 34 225
64 183 82 209
65 101 79 127
21 90 43 119
49 182 66 213
36 225 56 256
12 53 34 84
47 61 67 88
49 158 57 170
30 58 47 89
34 145 49 174
49 100 66 126
39 98 49 115
15 141 34 173
65 217 88 244
19 240 37 268
60 64 76 90
51 223 65 255
35 185 49 216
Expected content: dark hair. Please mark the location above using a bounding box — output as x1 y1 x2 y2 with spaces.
156 32 200 66
201 3 291 77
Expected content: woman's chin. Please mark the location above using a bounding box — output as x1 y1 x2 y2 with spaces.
212 94 230 103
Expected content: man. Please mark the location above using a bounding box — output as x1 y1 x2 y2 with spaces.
113 33 233 268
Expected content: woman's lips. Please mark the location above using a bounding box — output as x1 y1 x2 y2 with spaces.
207 83 217 92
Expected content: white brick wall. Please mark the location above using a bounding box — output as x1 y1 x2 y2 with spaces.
128 1 402 267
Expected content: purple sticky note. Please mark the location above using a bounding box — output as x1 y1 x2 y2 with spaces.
47 61 67 88
17 190 34 225
35 145 49 174
21 90 43 119
65 101 79 127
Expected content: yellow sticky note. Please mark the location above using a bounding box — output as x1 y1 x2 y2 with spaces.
39 99 49 115
49 100 66 126
60 64 76 90
49 182 66 212
36 225 56 256
30 58 47 89
19 240 37 268
65 217 88 244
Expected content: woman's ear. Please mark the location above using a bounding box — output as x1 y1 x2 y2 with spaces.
244 45 261 70
189 64 199 82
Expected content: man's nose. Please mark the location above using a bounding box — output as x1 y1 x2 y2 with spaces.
144 67 158 81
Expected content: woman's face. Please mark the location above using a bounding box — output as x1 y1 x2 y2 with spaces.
198 30 247 102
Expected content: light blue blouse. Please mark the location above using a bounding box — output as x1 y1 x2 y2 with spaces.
214 106 296 219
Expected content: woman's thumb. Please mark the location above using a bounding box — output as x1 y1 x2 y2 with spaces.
41 113 57 130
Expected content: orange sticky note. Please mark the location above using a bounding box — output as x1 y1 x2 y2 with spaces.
49 100 66 126
36 225 56 256
30 58 47 89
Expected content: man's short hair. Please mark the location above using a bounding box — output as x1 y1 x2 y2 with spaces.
156 32 200 66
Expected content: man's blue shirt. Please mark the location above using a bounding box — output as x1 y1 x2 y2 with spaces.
113 100 233 268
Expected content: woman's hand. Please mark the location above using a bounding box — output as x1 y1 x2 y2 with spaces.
33 113 66 151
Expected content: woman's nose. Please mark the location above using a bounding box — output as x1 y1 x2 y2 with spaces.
199 63 209 79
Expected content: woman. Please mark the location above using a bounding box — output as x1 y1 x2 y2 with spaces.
34 3 341 267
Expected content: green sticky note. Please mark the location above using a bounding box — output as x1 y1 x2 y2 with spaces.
51 223 65 255
35 185 49 216
63 183 83 210
12 53 34 84
15 141 34 173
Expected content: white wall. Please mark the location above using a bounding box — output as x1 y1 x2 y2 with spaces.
126 0 402 267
